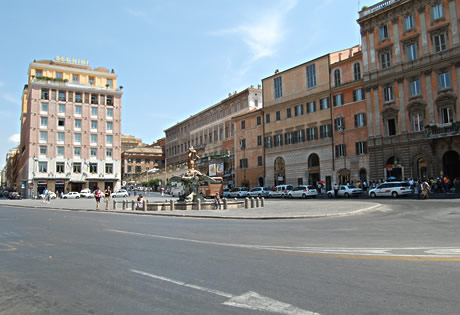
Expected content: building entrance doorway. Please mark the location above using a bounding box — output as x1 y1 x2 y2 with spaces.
338 169 350 185
308 153 320 186
443 150 460 179
416 157 427 179
274 157 286 186
386 156 403 180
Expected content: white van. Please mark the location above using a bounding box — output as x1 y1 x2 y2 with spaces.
269 185 294 198
171 184 184 197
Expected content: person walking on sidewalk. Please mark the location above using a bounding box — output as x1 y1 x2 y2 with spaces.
104 187 112 210
94 187 102 210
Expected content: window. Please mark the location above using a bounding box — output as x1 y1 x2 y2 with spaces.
256 116 262 125
89 77 95 85
407 43 417 61
353 88 364 102
106 121 113 131
74 147 81 157
334 69 341 86
335 144 346 157
380 51 391 69
353 63 361 80
320 124 331 138
91 94 98 104
40 117 48 128
295 104 303 116
39 162 47 173
356 141 367 155
73 162 81 173
432 3 443 20
40 103 48 113
439 71 450 89
307 101 316 113
412 113 424 132
105 163 113 174
384 86 394 103
296 129 305 142
58 90 66 101
74 133 81 144
56 162 65 173
441 107 454 124
72 74 79 84
404 15 414 31
106 135 113 145
36 70 42 77
39 145 47 157
333 94 343 107
285 132 293 145
273 134 283 147
39 131 48 143
274 111 280 121
286 108 292 118
306 64 316 88
265 113 270 123
386 118 397 136
91 134 97 144
75 105 82 116
379 25 389 40
306 127 318 141
258 156 263 166
57 146 64 157
74 119 82 129
127 166 132 173
89 163 98 174
75 92 82 103
134 166 141 173
410 79 421 96
107 79 113 88
91 107 98 117
320 97 329 110
240 159 248 169
274 77 282 98
91 148 97 157
334 116 345 131
41 89 49 100
106 96 113 106
433 33 447 52
58 104 66 114
257 135 262 146
355 113 366 128
57 132 64 143
106 148 113 158
239 138 246 149
264 136 272 148
91 120 97 130
107 108 113 119
241 120 246 129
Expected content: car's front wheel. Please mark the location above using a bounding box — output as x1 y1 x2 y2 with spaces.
302 194 307 199
370 192 377 198
344 192 350 198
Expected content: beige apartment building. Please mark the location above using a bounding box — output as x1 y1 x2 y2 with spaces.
16 58 123 197
164 86 262 186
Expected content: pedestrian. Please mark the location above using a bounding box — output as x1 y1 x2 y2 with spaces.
42 188 48 203
104 186 112 210
136 194 144 210
94 187 102 210
421 180 431 199
333 183 339 198
214 192 221 209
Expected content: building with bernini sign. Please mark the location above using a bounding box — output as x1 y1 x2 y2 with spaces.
16 58 123 197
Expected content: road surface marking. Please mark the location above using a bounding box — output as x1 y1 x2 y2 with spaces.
106 229 460 261
131 269 319 314
0 242 16 252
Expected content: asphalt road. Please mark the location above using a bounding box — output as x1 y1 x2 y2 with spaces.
1 199 460 314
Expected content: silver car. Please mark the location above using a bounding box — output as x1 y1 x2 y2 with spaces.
288 185 318 199
368 182 412 198
248 187 270 198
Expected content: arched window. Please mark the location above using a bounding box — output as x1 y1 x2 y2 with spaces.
334 69 341 86
353 62 361 80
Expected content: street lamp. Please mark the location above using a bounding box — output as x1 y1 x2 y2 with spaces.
337 115 347 184
240 137 246 187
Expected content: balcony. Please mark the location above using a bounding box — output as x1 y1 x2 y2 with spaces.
359 0 401 18
31 77 123 92
425 123 460 139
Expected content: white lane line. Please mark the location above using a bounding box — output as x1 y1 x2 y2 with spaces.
130 269 319 314
106 228 460 258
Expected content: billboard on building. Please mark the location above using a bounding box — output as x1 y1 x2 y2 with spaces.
217 163 224 175
209 164 216 176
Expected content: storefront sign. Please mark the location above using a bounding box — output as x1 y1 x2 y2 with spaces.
38 180 47 185
55 56 89 65
56 180 65 185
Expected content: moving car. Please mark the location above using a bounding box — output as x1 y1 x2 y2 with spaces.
80 188 94 198
288 185 318 199
327 185 363 198
248 187 270 198
368 181 412 198
268 185 294 198
229 187 249 198
62 192 80 199
111 189 129 198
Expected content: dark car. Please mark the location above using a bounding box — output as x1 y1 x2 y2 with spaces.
8 192 22 199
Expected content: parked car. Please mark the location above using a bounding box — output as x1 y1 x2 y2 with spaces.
327 185 363 198
229 187 249 198
62 192 80 199
222 188 231 198
288 185 318 199
111 189 129 198
269 185 294 198
248 187 270 198
7 192 22 200
80 188 94 198
368 181 412 198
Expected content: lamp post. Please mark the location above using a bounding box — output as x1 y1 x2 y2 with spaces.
240 137 246 187
338 115 347 184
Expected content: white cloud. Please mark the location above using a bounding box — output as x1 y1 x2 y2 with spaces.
8 133 20 144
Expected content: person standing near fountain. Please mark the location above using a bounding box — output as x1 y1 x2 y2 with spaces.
214 192 221 210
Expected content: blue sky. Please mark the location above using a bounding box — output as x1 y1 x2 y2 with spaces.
0 0 378 168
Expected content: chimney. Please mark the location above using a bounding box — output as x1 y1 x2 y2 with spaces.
275 69 279 74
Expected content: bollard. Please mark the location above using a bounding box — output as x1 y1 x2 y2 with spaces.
122 200 126 210
143 199 147 211
245 198 249 209
131 200 135 210
256 197 259 208
261 197 264 207
113 199 116 210
196 199 201 210
223 198 227 210
250 197 255 208
170 199 175 211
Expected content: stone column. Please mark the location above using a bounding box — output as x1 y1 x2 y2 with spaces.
361 31 369 73
456 64 460 120
397 77 407 132
373 86 381 136
365 87 374 137
449 0 460 46
392 17 402 64
369 29 377 71
418 7 430 56
424 70 435 124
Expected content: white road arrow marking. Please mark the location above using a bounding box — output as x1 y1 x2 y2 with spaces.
131 269 319 315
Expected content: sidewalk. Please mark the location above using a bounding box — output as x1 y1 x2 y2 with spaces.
0 196 383 220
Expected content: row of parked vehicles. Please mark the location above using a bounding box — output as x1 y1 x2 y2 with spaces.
38 188 130 199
